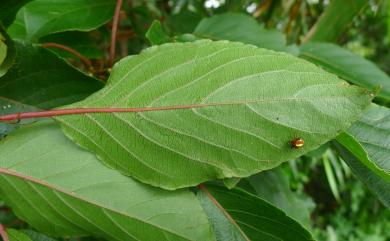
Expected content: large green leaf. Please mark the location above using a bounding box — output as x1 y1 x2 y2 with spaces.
300 42 390 100
335 104 390 208
193 13 286 51
197 184 314 241
55 40 372 190
304 0 368 42
0 121 214 241
0 42 103 109
7 0 116 42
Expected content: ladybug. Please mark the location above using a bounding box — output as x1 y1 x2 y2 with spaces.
291 138 304 149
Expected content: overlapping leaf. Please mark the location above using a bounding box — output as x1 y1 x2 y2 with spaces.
194 13 286 51
56 40 372 189
300 42 390 100
0 42 103 109
335 104 390 208
197 184 314 241
7 0 116 42
0 121 214 241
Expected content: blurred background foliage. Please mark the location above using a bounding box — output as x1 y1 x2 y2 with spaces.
1 0 390 240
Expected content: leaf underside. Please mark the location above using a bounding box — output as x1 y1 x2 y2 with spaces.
55 40 372 190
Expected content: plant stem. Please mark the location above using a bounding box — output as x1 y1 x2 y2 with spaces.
0 223 9 241
42 42 93 70
0 104 218 122
109 0 123 67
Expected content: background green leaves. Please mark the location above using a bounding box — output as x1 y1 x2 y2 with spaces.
194 13 286 51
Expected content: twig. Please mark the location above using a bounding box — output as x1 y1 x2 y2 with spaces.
198 184 250 241
0 223 9 241
0 104 218 122
253 0 272 18
285 0 302 35
0 98 307 122
42 42 93 70
109 0 123 67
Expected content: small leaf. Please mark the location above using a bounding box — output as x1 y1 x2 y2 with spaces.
300 42 390 100
0 29 16 77
194 13 286 51
323 152 341 201
7 229 32 241
0 41 103 109
0 121 214 241
335 104 390 208
222 177 241 189
7 0 116 42
146 20 171 45
56 40 373 190
197 184 314 241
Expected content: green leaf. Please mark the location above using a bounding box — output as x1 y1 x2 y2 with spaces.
0 33 6 66
146 20 171 45
7 0 116 42
0 0 32 27
304 0 368 42
0 42 103 109
323 153 341 201
239 168 314 229
197 184 314 241
335 104 390 208
7 229 33 241
56 40 373 190
300 42 390 100
193 13 286 51
0 121 214 241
